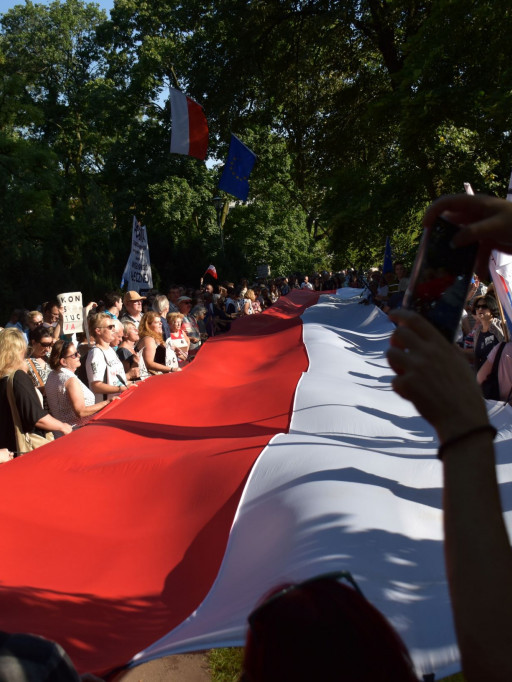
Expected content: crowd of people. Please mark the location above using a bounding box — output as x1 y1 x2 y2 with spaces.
2 194 512 681
0 272 350 457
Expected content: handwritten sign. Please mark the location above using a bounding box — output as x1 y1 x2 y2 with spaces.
57 291 83 334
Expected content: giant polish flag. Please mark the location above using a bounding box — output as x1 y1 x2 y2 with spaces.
170 87 208 161
1 291 512 679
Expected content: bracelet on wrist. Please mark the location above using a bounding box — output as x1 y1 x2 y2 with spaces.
438 424 497 461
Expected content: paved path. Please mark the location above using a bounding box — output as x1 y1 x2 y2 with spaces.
114 653 211 681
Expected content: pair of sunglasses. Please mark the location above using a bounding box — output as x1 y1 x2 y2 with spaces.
248 571 364 631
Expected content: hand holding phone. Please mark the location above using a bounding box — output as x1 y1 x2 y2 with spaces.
403 216 478 342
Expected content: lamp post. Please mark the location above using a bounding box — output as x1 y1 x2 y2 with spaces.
212 196 224 252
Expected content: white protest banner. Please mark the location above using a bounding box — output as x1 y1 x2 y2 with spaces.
256 263 271 278
121 216 153 295
489 170 512 330
57 292 83 334
465 178 512 331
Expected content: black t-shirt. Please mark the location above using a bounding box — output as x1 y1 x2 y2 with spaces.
475 330 500 371
116 346 136 368
0 370 47 452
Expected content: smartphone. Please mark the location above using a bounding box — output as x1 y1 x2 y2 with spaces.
403 216 478 342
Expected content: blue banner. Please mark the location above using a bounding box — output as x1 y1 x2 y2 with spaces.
218 134 256 201
382 236 393 274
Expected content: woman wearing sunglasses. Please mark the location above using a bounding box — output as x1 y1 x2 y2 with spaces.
471 294 504 371
86 312 129 401
26 326 54 408
0 328 72 452
45 340 115 434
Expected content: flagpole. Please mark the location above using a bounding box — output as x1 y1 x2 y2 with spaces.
169 65 181 90
496 294 510 342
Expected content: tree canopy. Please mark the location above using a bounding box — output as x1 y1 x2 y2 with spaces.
1 0 512 314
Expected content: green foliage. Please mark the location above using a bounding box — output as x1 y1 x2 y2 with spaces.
3 0 512 319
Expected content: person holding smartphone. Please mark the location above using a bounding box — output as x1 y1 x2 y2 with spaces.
387 193 512 682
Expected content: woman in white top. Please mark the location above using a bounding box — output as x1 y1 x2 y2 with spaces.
243 289 256 315
46 340 113 433
166 312 190 365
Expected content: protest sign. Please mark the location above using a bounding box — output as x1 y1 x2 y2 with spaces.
256 264 270 278
57 292 83 334
121 216 153 295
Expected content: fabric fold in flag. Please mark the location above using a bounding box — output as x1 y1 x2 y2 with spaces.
218 134 256 201
170 87 208 161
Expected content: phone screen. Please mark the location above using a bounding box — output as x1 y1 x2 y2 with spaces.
403 216 478 342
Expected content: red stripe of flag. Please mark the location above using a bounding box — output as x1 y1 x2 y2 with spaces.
187 97 209 161
0 290 319 674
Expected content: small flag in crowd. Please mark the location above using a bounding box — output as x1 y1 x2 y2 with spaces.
218 134 256 201
204 264 218 280
382 236 393 274
170 87 208 161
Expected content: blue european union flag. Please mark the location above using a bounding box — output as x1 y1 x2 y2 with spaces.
382 236 393 274
218 134 257 201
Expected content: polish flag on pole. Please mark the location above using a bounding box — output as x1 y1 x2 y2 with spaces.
170 87 208 161
204 264 218 279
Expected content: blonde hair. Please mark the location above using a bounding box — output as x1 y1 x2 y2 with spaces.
166 312 184 330
138 311 164 345
88 312 111 338
122 320 137 336
245 289 256 301
0 328 27 376
27 310 43 323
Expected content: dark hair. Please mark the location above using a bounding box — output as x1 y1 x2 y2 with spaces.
29 326 53 345
242 577 417 682
103 292 122 309
49 340 73 370
43 299 60 314
472 294 499 317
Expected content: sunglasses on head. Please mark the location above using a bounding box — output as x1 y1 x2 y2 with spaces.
248 571 364 631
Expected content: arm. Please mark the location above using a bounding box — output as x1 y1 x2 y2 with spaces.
477 357 494 385
35 413 73 436
141 337 171 373
51 307 65 340
0 449 14 463
66 376 110 418
181 330 191 350
387 309 512 682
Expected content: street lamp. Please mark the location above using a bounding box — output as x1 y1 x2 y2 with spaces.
212 195 224 251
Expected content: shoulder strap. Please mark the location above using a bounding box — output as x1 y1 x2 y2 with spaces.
6 372 28 454
95 347 109 401
27 358 44 387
